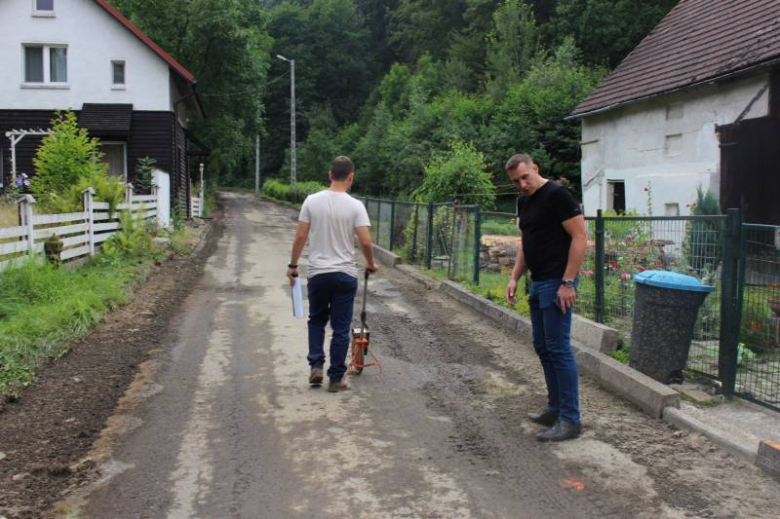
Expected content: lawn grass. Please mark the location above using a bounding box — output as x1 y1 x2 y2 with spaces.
0 222 202 396
0 257 145 395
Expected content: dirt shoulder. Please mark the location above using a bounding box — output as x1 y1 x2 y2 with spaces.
0 217 221 519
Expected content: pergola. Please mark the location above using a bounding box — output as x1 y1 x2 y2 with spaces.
4 128 52 186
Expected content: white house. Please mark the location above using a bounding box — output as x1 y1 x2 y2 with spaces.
571 0 780 224
0 0 208 216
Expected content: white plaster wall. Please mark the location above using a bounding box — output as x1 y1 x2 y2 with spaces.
580 73 770 216
0 0 172 111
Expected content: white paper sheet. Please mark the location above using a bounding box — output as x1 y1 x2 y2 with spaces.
291 276 305 319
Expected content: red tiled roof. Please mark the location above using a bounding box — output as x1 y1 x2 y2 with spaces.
571 0 780 118
93 0 196 84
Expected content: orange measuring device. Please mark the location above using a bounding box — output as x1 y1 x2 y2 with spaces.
349 270 381 375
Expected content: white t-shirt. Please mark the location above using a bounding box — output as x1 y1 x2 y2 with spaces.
298 190 371 279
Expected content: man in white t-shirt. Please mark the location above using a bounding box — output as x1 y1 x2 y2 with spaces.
287 156 378 392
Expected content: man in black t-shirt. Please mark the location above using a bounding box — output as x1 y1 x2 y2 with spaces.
504 154 587 442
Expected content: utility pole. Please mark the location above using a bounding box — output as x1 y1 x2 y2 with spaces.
277 54 297 203
255 133 260 193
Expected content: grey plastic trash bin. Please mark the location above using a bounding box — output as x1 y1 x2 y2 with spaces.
629 270 716 384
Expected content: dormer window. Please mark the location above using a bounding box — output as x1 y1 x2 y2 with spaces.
33 0 55 17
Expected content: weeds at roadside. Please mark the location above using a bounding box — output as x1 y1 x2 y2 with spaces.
0 258 135 396
0 219 204 396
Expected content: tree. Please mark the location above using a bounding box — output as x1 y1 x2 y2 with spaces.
31 111 105 205
263 0 376 175
486 0 538 97
110 0 273 184
387 0 469 62
544 0 677 68
414 140 495 207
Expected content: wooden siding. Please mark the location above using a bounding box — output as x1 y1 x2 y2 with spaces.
0 110 57 185
0 110 191 220
127 111 175 182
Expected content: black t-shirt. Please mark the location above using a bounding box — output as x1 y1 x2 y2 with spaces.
516 181 582 281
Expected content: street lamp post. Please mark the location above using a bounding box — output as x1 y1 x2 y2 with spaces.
277 54 297 203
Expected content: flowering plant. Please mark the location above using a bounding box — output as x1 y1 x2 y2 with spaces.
15 173 31 188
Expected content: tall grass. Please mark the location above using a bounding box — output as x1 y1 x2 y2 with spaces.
0 200 17 228
0 255 143 395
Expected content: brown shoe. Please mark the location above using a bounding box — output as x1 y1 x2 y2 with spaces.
309 368 324 386
326 379 350 393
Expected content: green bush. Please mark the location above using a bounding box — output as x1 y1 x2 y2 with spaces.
102 211 157 261
413 140 495 207
134 157 156 194
31 111 106 209
261 179 326 204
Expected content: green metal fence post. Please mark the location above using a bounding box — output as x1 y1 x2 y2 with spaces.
448 204 457 280
718 208 742 397
425 202 434 269
473 207 481 285
372 199 379 243
411 203 419 262
389 200 397 251
595 209 606 324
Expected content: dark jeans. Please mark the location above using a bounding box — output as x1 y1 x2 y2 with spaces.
307 272 358 382
528 278 581 425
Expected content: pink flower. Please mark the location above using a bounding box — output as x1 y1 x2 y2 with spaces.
620 272 632 281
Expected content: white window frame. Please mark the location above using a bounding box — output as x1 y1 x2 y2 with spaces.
100 142 128 182
111 60 127 90
32 0 55 17
21 43 69 89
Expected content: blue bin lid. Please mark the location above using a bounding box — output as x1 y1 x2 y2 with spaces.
633 270 716 293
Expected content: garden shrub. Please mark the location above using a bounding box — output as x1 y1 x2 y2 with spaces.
261 179 326 204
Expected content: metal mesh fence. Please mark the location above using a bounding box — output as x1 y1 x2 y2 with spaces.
736 225 780 410
359 198 480 284
578 216 726 377
358 198 777 411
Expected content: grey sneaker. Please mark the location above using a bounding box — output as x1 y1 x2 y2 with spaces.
309 368 324 386
326 379 350 393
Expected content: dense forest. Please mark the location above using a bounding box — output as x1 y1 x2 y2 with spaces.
111 0 677 205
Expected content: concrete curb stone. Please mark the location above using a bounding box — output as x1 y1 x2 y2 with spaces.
372 244 402 267
663 407 758 465
757 440 780 479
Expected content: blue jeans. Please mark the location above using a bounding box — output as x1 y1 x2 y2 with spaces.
528 278 581 425
307 272 358 382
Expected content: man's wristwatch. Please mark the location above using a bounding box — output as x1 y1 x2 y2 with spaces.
561 279 575 288
288 263 298 269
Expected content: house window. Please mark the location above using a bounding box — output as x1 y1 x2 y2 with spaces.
112 61 126 86
607 180 626 214
665 203 680 217
22 44 67 85
24 46 44 82
33 0 54 16
100 143 127 180
50 47 67 82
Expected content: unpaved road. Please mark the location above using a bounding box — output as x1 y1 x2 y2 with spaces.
64 193 779 518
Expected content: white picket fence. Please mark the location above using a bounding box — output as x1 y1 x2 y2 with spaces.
191 193 203 218
0 184 159 272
